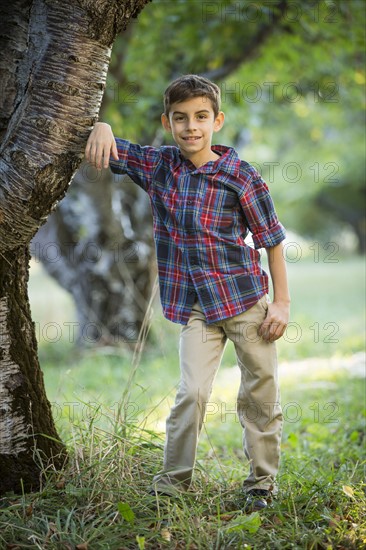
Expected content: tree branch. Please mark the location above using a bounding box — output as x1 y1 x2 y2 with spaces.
200 1 290 82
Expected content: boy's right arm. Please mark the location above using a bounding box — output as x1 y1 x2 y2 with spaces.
85 122 119 170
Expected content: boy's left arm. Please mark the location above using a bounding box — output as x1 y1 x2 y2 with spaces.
259 242 291 342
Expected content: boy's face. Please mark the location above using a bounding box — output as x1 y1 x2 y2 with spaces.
161 96 224 164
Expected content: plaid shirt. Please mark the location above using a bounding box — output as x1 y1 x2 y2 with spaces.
110 139 286 325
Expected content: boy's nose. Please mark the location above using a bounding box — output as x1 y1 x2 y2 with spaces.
186 118 197 130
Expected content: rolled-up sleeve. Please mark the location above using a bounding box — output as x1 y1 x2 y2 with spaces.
109 138 160 193
239 171 286 249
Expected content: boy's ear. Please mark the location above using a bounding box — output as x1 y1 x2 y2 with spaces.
161 113 171 132
213 111 225 133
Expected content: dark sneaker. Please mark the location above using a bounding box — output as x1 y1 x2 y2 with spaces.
243 489 271 511
148 487 174 497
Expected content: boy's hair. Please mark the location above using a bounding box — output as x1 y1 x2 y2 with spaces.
163 74 221 118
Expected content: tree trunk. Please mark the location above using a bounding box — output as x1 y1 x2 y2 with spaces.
30 23 159 346
0 0 150 495
317 192 366 254
0 248 66 493
31 167 155 346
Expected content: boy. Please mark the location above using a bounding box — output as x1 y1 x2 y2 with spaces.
85 74 290 511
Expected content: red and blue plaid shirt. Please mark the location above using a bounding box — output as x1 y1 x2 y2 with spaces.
110 139 286 325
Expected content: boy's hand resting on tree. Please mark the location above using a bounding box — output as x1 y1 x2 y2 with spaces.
85 122 119 169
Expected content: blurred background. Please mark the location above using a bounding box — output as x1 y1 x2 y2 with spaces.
28 0 365 438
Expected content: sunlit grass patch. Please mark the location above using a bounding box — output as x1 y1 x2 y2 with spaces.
1 376 364 549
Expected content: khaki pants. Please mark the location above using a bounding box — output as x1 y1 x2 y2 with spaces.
152 295 283 494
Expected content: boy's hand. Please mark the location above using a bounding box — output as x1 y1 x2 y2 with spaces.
85 122 119 169
259 301 290 343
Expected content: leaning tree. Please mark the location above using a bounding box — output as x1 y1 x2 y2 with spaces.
0 0 150 495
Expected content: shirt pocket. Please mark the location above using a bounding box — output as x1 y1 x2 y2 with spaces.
199 184 239 233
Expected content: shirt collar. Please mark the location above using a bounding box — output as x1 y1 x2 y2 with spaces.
176 145 241 177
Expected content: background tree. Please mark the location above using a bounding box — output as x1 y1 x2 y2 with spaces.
31 0 291 345
32 0 365 350
219 0 365 252
0 0 150 495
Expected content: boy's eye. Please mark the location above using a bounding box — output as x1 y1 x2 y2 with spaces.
172 114 208 122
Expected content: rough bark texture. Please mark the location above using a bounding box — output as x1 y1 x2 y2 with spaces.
0 0 150 495
30 20 157 346
0 249 66 492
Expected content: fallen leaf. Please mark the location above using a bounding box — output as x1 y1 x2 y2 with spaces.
76 544 88 550
192 516 200 528
219 513 236 522
329 514 341 528
117 501 135 524
25 503 33 517
223 512 262 534
161 527 171 542
44 522 58 544
342 485 355 498
272 515 283 525
55 478 66 490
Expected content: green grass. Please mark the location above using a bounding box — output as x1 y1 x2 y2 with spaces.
30 254 365 437
0 373 365 549
0 255 364 548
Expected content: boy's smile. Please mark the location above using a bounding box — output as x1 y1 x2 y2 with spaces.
161 96 225 168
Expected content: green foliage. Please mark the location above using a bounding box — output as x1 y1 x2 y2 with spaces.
102 0 365 250
222 512 261 534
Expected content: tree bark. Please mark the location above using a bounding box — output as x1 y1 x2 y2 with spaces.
30 23 158 345
0 0 150 495
0 248 66 493
31 167 155 346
